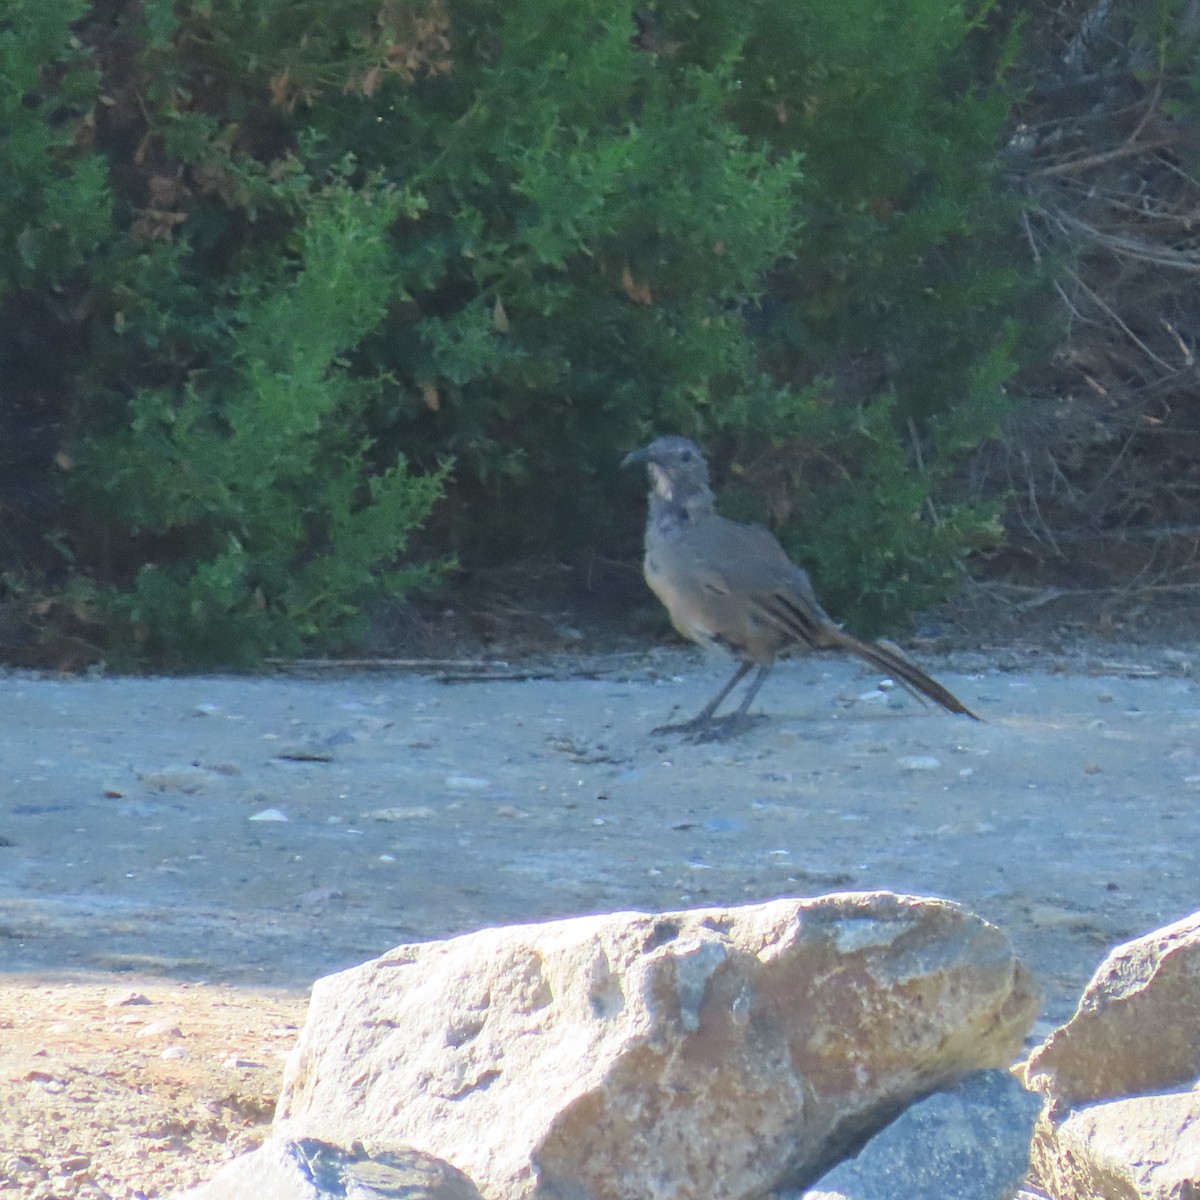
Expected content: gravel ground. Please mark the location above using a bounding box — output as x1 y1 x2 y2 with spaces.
2 642 1199 1196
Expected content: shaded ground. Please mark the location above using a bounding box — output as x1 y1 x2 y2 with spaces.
3 633 1200 1196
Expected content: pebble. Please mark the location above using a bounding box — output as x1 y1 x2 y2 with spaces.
897 755 941 771
363 806 435 821
445 774 491 790
223 1055 263 1069
702 816 743 833
136 767 209 794
248 808 288 822
105 991 150 1008
275 746 335 762
135 1020 182 1039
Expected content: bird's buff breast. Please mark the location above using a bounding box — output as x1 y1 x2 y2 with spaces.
644 549 723 652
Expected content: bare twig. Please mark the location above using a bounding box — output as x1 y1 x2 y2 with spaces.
1023 135 1177 179
1062 266 1177 372
264 657 513 671
1047 209 1200 273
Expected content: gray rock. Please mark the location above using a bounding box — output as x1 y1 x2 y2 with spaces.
795 1069 1041 1200
275 893 1039 1200
176 1137 482 1200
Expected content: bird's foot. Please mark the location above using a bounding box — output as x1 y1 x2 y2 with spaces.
689 713 767 742
652 713 766 742
652 717 708 736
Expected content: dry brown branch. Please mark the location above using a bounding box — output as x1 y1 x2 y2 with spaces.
1023 135 1177 179
968 3 1200 605
1061 266 1176 372
264 657 513 670
1046 209 1200 273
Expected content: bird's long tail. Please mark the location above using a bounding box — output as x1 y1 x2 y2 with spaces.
749 589 980 719
829 628 980 719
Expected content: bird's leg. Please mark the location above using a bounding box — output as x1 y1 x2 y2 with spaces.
689 662 774 742
652 660 754 735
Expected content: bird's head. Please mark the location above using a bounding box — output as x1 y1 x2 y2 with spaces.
621 436 712 506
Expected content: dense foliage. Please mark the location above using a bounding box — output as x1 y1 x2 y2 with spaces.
2 0 1037 663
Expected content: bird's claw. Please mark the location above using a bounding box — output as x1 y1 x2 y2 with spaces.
652 713 766 742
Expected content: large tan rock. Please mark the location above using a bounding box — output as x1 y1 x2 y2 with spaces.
1024 910 1200 1108
1031 1091 1200 1200
1023 911 1200 1200
275 893 1037 1200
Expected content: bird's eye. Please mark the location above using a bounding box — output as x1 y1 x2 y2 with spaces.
680 449 694 463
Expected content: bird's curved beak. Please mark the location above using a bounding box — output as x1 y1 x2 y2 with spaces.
620 446 651 470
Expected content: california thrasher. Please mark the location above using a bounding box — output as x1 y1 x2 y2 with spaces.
623 435 979 735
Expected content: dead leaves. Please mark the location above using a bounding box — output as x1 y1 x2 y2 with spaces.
620 265 654 306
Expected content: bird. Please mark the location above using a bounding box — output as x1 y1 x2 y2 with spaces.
622 435 979 737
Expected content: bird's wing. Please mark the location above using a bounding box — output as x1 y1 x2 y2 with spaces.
675 517 835 652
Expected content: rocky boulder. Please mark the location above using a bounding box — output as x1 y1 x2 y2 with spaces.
1022 909 1200 1200
795 1068 1042 1200
275 893 1038 1200
178 1139 482 1200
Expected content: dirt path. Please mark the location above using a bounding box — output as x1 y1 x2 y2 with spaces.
3 645 1199 1196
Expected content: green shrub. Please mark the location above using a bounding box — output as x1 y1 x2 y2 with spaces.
5 0 1039 663
322 0 806 555
660 0 1032 630
334 0 1031 622
0 1 110 296
69 180 445 665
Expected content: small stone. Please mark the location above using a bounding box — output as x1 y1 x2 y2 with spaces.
135 1019 182 1039
105 991 151 1008
897 755 941 771
175 1138 483 1200
276 747 335 762
1028 904 1083 929
249 808 288 822
363 806 436 821
702 816 742 833
25 1072 65 1093
223 1055 264 1069
4 1156 41 1177
137 766 209 794
201 762 242 776
445 775 491 791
